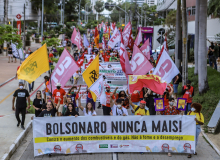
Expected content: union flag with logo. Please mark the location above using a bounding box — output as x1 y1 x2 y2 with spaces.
128 75 167 95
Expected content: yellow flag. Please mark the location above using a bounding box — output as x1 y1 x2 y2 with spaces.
82 54 99 102
94 35 99 48
17 44 49 83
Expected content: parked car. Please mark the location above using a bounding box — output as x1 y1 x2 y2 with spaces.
152 44 175 56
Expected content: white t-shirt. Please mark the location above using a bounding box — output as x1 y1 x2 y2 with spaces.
111 104 128 116
62 40 67 47
83 108 96 116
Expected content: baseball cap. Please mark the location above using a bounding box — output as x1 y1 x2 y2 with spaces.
140 100 146 104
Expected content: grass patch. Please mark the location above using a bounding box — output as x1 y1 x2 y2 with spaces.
177 67 220 126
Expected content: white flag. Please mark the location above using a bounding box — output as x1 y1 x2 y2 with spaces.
89 76 104 99
11 43 24 60
153 50 179 83
108 28 121 48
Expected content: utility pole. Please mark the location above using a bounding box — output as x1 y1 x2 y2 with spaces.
144 11 146 26
60 0 63 24
79 0 81 25
182 0 187 86
23 3 26 50
4 0 8 24
141 5 143 26
41 0 44 44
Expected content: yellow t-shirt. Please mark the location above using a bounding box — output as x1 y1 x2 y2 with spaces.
187 111 204 125
134 105 150 116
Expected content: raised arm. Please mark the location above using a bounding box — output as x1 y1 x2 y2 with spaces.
110 93 114 108
76 85 81 94
113 87 118 98
128 95 135 109
56 98 61 110
77 95 84 111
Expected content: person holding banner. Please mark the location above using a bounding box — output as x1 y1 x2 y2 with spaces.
187 103 204 158
38 98 61 117
52 83 66 116
128 96 150 116
64 103 79 117
110 95 128 116
182 80 194 115
78 96 97 116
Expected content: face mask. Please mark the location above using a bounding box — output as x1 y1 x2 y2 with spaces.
191 108 196 112
106 89 110 92
187 85 190 88
169 102 174 106
116 105 121 108
153 93 156 95
19 86 24 89
71 92 74 94
57 86 60 89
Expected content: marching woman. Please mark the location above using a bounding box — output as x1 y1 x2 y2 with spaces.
187 103 204 158
33 90 45 117
64 103 79 117
78 96 97 116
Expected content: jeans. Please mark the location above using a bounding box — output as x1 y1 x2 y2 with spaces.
196 125 201 147
15 107 26 126
131 102 140 115
185 103 192 115
209 55 217 70
28 81 34 92
173 84 179 93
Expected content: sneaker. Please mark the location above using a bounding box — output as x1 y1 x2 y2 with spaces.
17 122 20 127
21 125 25 130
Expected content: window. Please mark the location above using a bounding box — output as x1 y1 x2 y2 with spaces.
192 6 196 15
187 6 196 16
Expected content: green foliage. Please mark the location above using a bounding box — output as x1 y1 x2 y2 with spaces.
51 57 59 63
94 0 105 13
41 38 61 47
177 67 220 126
0 25 23 48
55 47 64 56
27 101 35 114
208 0 220 17
189 48 194 63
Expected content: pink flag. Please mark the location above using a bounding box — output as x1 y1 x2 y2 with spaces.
71 28 81 50
122 21 132 47
120 35 133 76
140 39 151 59
50 49 79 92
134 28 142 46
131 44 153 75
108 28 121 48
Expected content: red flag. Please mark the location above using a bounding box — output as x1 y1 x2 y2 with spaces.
131 44 153 75
77 53 84 67
134 28 142 46
71 28 80 50
95 27 99 37
156 36 168 65
140 39 151 60
129 75 167 95
112 22 116 30
127 28 134 50
122 21 132 47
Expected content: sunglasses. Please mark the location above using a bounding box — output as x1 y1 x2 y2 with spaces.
37 92 41 94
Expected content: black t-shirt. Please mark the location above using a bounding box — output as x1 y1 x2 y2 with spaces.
13 89 29 108
33 98 45 109
209 45 214 56
42 102 54 110
38 108 57 117
64 110 79 116
8 47 12 54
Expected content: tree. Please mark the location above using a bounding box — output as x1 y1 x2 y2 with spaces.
41 37 60 47
194 0 200 75
0 25 23 48
164 10 176 45
208 0 220 17
94 0 105 20
198 0 209 93
175 0 181 70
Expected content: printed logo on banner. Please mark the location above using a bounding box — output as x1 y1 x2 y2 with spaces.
75 144 87 153
119 144 130 148
99 144 108 148
110 144 118 148
53 145 61 152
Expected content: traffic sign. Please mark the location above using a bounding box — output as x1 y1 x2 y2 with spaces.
158 28 165 35
157 36 164 45
16 14 22 19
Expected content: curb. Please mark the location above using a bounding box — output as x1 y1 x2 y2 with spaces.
201 129 220 156
0 76 16 88
1 121 32 160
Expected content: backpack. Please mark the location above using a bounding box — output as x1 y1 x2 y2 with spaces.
135 106 148 114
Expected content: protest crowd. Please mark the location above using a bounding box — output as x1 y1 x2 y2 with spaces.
13 22 204 158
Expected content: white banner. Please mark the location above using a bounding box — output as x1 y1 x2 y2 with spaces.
108 29 121 48
33 115 196 156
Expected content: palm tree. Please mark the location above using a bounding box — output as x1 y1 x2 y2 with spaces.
94 0 105 20
175 0 181 70
194 0 200 75
208 0 220 17
198 0 209 93
182 0 187 86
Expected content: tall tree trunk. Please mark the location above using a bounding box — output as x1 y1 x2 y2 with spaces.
182 0 187 86
4 0 8 24
175 0 181 70
198 0 209 93
194 0 200 75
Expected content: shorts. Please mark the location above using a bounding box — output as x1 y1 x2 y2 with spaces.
8 54 13 57
173 84 179 93
58 104 64 113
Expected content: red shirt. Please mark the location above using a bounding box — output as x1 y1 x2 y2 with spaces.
49 53 54 63
52 88 66 104
105 92 115 107
104 55 111 62
88 91 92 98
131 92 140 103
164 94 169 106
139 89 143 99
160 105 180 115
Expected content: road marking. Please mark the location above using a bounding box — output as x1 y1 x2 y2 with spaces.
0 89 16 104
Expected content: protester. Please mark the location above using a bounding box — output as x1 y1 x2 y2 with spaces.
38 98 61 117
129 90 140 115
8 45 13 63
160 97 183 116
144 89 158 115
182 80 194 115
87 89 96 110
187 103 204 158
208 42 215 67
33 90 45 117
78 96 97 116
213 42 219 70
62 95 73 115
52 82 66 116
12 82 30 130
43 76 50 96
110 95 128 116
68 85 81 112
173 74 180 98
163 84 173 106
64 103 79 117
128 96 150 116
102 85 115 115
